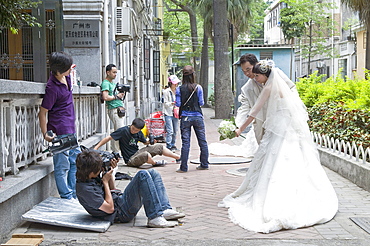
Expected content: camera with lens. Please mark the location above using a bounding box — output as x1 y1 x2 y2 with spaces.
113 84 130 102
148 134 165 145
97 150 120 175
46 130 78 155
115 84 131 93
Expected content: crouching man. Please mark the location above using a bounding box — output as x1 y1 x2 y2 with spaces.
94 118 179 167
75 149 185 228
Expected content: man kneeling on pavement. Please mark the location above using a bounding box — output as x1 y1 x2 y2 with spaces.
76 149 185 227
94 118 180 167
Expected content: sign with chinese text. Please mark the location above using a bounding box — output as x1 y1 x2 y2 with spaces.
64 20 99 48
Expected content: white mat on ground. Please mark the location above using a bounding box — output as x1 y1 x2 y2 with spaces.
190 156 252 164
209 126 258 158
22 196 111 232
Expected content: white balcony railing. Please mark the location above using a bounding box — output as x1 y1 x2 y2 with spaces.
312 132 370 164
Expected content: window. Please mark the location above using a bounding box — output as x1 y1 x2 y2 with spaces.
338 59 347 78
260 51 273 60
364 32 367 49
144 37 150 80
153 51 160 83
0 3 60 82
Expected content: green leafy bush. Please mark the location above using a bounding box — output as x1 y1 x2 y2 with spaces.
297 70 370 150
296 70 370 110
307 102 370 149
208 93 215 107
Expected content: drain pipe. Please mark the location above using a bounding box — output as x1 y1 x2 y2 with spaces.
331 0 335 79
102 0 110 141
103 0 110 68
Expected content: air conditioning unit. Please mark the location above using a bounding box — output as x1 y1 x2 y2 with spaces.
316 61 325 68
115 7 133 40
333 36 340 41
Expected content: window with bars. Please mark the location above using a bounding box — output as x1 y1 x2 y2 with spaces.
0 2 60 82
339 59 347 78
260 51 273 60
144 37 151 80
153 51 160 83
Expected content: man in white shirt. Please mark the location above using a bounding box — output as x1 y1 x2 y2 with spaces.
235 54 296 143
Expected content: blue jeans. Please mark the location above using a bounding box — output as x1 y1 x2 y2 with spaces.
53 142 81 199
179 116 209 172
164 115 179 149
115 169 172 221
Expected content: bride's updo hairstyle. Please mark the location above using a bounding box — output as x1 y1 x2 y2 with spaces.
252 60 274 77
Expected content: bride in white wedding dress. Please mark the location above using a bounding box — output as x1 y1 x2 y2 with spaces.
218 61 338 233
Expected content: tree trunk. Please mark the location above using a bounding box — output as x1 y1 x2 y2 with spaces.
199 24 209 108
188 10 200 75
213 0 233 119
308 20 312 75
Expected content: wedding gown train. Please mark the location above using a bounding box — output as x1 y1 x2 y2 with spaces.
209 125 258 158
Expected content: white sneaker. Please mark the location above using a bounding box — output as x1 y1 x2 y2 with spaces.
153 160 167 167
147 215 178 228
163 209 186 220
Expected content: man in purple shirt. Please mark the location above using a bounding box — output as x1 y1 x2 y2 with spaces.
38 51 81 199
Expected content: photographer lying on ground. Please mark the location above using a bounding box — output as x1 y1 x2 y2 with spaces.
94 118 180 168
76 149 185 227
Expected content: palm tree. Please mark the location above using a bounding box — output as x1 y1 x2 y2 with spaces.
198 0 252 43
213 0 233 118
197 0 252 116
341 0 370 70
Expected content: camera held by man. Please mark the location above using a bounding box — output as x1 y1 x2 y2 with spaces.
97 150 121 175
114 84 131 101
45 130 78 155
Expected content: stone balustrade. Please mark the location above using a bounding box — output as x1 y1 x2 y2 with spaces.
0 79 104 177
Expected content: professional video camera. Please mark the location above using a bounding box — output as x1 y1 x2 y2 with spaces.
148 134 165 145
113 83 130 102
97 150 121 175
45 130 79 155
115 83 131 93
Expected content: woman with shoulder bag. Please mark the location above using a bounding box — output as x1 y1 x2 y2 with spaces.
163 75 180 152
175 65 210 173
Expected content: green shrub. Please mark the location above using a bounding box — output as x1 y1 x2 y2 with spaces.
296 71 327 107
298 70 370 149
296 70 370 111
208 93 215 106
307 102 370 149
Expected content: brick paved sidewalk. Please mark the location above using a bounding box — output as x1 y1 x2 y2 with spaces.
10 108 370 244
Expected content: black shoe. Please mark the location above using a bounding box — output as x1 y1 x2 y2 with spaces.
176 169 187 173
176 159 181 163
196 166 209 170
115 172 133 180
170 146 178 151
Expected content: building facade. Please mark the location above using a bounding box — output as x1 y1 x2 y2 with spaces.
62 0 167 123
263 0 363 80
0 0 168 177
0 0 171 237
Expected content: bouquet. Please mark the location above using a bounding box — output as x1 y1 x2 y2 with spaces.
218 117 245 141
